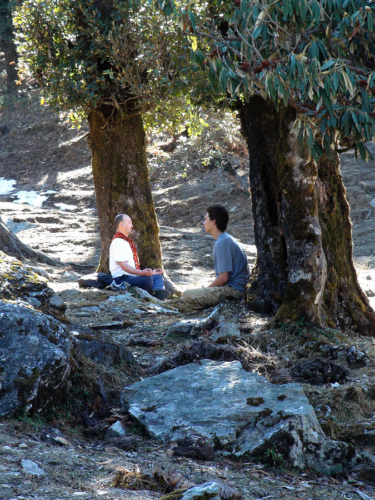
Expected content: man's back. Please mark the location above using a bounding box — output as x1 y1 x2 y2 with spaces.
214 232 249 292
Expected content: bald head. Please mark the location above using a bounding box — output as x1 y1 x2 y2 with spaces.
115 214 125 229
115 214 133 236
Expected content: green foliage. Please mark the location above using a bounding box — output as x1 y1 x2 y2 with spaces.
275 318 341 341
161 0 375 161
16 413 46 429
15 0 188 120
260 448 285 468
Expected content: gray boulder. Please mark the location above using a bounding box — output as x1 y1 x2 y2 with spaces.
0 301 73 417
122 360 357 474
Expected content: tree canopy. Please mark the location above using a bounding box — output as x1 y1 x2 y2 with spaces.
15 0 187 123
161 0 375 161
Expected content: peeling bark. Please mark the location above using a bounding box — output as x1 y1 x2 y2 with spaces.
88 105 162 272
240 96 375 335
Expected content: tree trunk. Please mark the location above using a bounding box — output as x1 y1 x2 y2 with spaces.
2 37 18 89
0 0 18 89
88 105 162 273
0 215 57 265
240 96 375 335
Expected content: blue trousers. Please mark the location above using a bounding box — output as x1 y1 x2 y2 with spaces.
114 273 165 292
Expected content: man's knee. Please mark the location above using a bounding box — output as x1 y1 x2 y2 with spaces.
182 289 202 308
143 276 153 291
182 288 216 310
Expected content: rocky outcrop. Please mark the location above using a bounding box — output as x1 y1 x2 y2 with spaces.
0 252 66 319
122 360 358 474
0 301 73 417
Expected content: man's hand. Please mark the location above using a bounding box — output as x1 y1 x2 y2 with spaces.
152 268 163 275
142 268 163 276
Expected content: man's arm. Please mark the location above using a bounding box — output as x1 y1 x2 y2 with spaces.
118 261 162 276
208 272 229 287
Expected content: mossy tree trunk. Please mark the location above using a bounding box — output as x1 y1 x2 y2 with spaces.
240 96 375 335
88 105 162 273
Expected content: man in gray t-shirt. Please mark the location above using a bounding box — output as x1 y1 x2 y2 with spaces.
182 204 250 310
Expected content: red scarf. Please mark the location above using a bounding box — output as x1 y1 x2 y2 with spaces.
111 232 140 270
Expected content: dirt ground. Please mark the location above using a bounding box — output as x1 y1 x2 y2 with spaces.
1 69 375 500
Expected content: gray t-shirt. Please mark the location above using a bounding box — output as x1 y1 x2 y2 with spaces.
213 232 250 292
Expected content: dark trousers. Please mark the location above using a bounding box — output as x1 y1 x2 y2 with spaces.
114 273 164 292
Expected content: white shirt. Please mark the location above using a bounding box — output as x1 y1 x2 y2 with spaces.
109 238 137 278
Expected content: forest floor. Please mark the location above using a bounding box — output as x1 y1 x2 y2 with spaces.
1 73 375 500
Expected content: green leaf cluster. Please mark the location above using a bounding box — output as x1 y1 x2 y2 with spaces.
161 0 375 161
15 0 190 122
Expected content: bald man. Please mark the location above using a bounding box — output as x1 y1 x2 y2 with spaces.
109 214 170 300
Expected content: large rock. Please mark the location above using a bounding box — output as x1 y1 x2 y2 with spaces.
122 360 357 474
0 252 66 319
0 301 73 417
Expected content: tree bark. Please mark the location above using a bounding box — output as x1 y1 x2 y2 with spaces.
240 96 375 335
0 0 18 89
2 38 18 89
0 215 57 265
88 105 162 273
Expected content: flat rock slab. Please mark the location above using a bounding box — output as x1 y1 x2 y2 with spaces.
123 360 357 473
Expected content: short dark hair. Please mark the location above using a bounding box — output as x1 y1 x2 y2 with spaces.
206 204 229 232
114 214 125 229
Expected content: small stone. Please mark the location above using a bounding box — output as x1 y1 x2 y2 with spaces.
18 443 28 449
40 428 70 446
132 286 160 303
21 459 46 477
166 320 195 338
48 294 66 310
25 297 42 308
210 321 241 342
365 289 375 297
106 421 126 438
107 294 137 303
31 268 50 280
79 306 100 313
366 275 372 280
181 482 220 500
